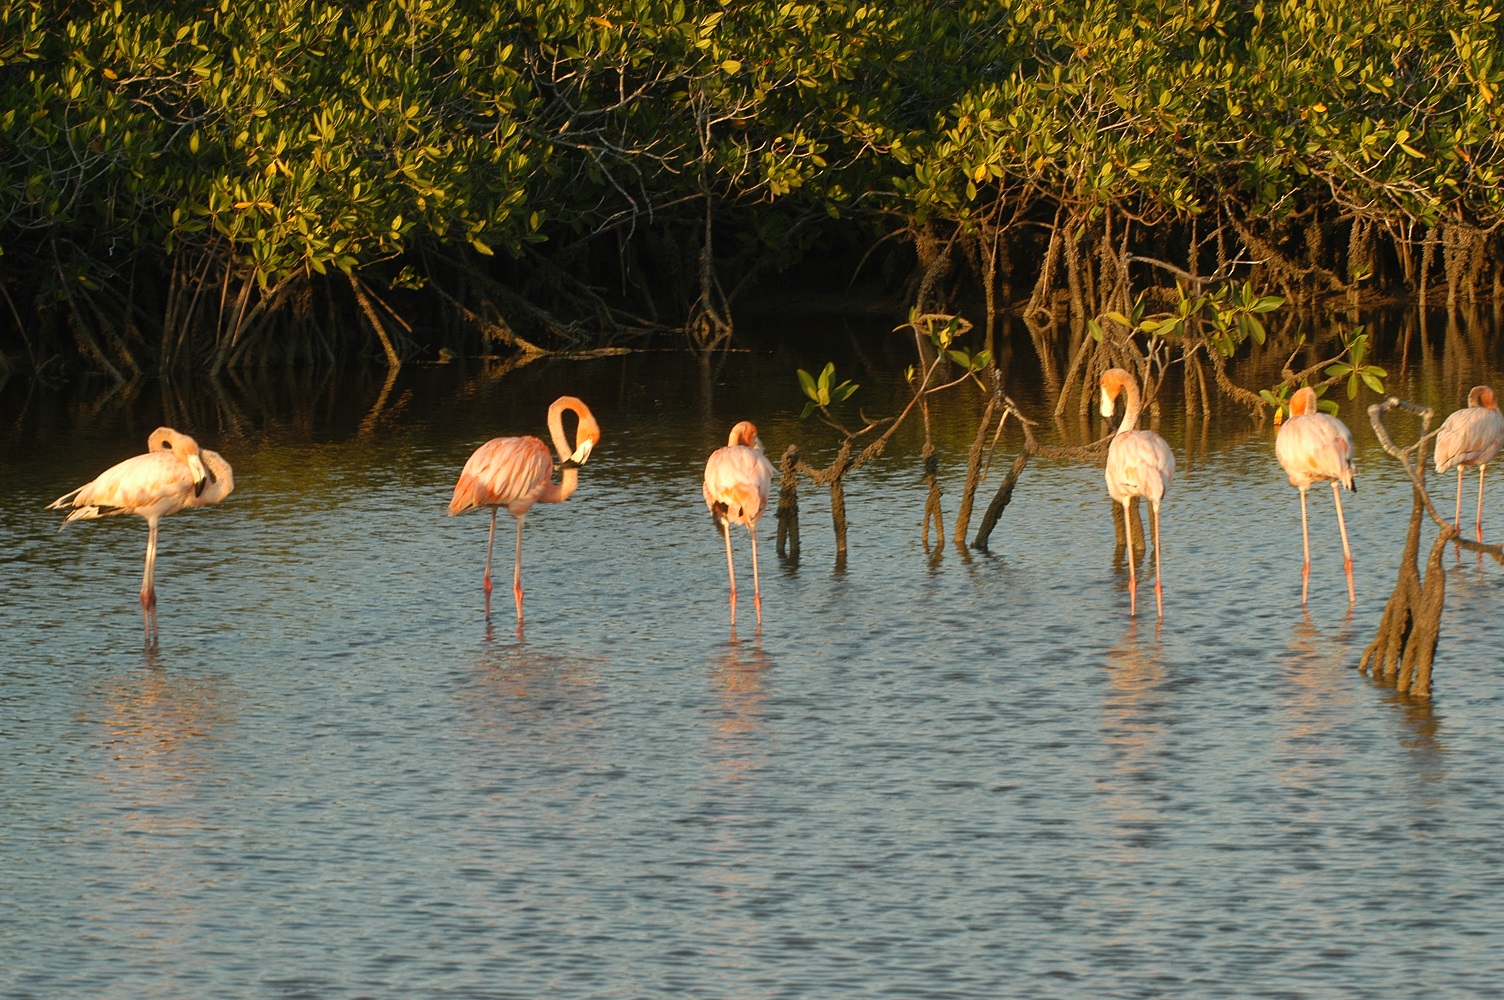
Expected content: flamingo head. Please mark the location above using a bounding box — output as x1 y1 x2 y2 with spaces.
150 426 212 494
1099 369 1132 419
570 421 600 465
728 420 763 451
551 396 601 467
1287 386 1319 418
1468 385 1498 410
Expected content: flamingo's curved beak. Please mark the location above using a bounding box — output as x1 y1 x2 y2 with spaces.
570 438 594 466
188 454 210 497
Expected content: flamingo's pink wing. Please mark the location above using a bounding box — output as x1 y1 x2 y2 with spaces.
450 436 553 515
1435 406 1504 472
57 451 199 521
1275 414 1355 490
703 445 775 525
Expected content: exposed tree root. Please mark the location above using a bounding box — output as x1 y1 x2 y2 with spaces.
1359 397 1504 698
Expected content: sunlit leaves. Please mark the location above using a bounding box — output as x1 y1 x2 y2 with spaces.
6 0 1504 343
1324 329 1388 399
1259 383 1294 423
905 309 974 351
1105 283 1283 359
797 361 859 418
2 0 537 283
946 347 992 374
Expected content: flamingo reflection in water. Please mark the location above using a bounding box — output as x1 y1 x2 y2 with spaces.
1434 385 1504 552
703 421 776 629
449 396 602 626
48 427 234 644
1274 387 1356 607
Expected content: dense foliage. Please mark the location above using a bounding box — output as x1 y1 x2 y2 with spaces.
2 0 1502 373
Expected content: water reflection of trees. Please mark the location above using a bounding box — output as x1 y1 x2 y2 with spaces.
1 356 561 456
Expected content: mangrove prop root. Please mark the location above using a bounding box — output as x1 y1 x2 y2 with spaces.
1360 495 1446 698
954 392 999 546
922 444 944 547
972 396 1114 551
790 439 855 558
776 445 801 560
829 475 848 555
972 450 1029 552
1359 396 1504 699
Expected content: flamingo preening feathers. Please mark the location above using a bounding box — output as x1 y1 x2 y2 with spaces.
1274 386 1356 606
448 395 601 624
48 427 233 643
1100 368 1175 619
703 421 776 629
1433 385 1504 549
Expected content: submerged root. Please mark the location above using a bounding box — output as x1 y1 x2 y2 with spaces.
776 445 801 560
1359 495 1446 698
1361 396 1504 699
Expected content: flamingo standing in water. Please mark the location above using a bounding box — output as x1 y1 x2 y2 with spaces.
1434 385 1504 548
703 421 776 628
449 395 601 623
48 427 232 642
1100 368 1175 618
1274 386 1356 606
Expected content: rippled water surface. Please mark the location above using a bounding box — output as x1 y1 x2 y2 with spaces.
5 319 1504 998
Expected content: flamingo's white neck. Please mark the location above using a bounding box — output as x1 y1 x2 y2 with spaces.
1101 374 1142 435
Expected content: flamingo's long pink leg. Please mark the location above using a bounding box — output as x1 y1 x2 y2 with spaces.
1332 481 1355 606
1122 499 1138 617
1151 500 1164 620
1454 466 1466 560
722 521 738 628
749 524 763 627
1299 487 1311 607
141 517 161 644
483 507 497 595
512 513 526 623
1477 464 1488 545
1456 467 1466 534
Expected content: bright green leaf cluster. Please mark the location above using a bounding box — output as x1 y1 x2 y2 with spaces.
797 361 859 418
1325 329 1389 399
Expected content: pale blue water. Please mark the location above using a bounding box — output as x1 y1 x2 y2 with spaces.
3 321 1504 998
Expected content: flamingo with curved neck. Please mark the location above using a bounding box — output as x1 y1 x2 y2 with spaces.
48 426 229 644
1100 368 1175 618
1274 386 1356 606
449 396 602 624
703 420 776 629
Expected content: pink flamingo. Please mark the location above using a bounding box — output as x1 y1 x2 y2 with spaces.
1275 386 1356 606
48 427 231 641
703 421 776 628
1433 385 1504 547
1101 368 1175 618
449 396 601 623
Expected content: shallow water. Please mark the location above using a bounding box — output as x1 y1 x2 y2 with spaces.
4 315 1504 998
